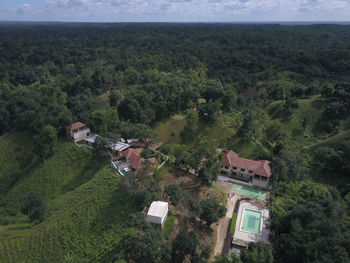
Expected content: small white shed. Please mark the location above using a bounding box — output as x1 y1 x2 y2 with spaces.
146 201 168 228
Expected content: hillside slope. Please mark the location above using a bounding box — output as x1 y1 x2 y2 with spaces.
0 133 138 262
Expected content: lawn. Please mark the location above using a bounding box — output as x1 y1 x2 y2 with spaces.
163 214 175 239
153 115 187 144
230 213 238 234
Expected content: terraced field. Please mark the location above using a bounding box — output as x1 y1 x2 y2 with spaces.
0 133 139 262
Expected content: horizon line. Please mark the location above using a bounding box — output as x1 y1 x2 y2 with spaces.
0 20 350 24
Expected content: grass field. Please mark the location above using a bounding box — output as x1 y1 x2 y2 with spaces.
153 115 187 144
230 213 238 234
163 214 175 239
0 133 139 262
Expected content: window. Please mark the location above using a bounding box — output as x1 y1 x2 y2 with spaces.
233 166 237 170
261 177 267 181
241 168 245 172
248 170 253 173
254 175 260 179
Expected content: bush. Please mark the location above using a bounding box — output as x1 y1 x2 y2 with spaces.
22 193 46 222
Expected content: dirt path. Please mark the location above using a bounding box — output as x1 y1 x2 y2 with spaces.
211 181 239 259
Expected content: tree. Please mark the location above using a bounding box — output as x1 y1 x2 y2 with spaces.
92 108 119 134
33 125 57 160
198 102 221 121
22 193 46 222
164 184 182 205
283 96 299 111
199 199 226 226
172 231 199 263
121 228 171 263
240 242 273 263
237 109 255 138
198 154 221 186
320 83 334 97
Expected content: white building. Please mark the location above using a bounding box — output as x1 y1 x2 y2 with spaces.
68 122 91 143
146 201 168 228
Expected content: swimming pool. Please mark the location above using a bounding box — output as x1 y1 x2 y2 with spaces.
240 209 262 235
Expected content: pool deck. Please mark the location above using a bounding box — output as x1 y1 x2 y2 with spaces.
232 201 269 246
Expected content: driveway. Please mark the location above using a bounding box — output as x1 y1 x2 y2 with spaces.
213 181 239 257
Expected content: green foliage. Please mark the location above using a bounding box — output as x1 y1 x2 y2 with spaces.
33 125 58 160
162 214 175 239
199 199 226 226
198 154 221 186
92 108 119 134
230 213 238 234
164 183 182 205
21 193 46 222
121 228 171 263
141 148 154 159
172 231 199 263
272 181 350 263
240 242 273 263
321 83 335 97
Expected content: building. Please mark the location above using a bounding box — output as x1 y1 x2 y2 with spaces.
122 148 156 174
221 150 271 189
106 141 131 157
68 122 91 143
83 134 99 147
146 201 168 228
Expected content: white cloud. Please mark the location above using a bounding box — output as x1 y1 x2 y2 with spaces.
16 3 31 14
2 0 350 22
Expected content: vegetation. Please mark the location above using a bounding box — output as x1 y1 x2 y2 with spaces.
230 213 238 234
1 23 350 262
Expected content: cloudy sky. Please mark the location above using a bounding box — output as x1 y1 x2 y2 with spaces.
1 0 350 22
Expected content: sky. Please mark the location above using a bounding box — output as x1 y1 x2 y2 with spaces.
0 0 350 22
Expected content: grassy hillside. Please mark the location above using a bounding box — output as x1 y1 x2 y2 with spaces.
153 115 187 144
0 132 33 197
0 133 139 262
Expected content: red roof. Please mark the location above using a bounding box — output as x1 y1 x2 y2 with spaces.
222 150 271 178
70 122 86 131
122 148 155 172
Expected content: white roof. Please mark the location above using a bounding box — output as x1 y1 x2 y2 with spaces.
84 134 98 143
147 201 168 225
106 142 130 152
127 138 139 143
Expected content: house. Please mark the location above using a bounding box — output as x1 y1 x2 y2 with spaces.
68 122 91 143
122 148 156 174
221 150 271 189
146 201 168 228
128 138 163 151
106 141 131 157
83 134 99 147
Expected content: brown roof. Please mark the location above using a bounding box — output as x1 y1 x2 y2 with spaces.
70 122 86 131
222 150 271 178
122 148 155 172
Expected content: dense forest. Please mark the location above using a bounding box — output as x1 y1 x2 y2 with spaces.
0 23 350 263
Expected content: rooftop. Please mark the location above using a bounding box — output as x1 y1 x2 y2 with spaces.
147 201 168 218
222 150 271 178
84 134 98 144
70 121 86 131
107 142 131 152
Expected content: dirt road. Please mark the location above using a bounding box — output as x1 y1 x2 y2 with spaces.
213 181 239 257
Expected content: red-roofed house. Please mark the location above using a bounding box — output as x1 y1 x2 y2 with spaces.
68 122 91 143
221 150 271 189
122 148 156 174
